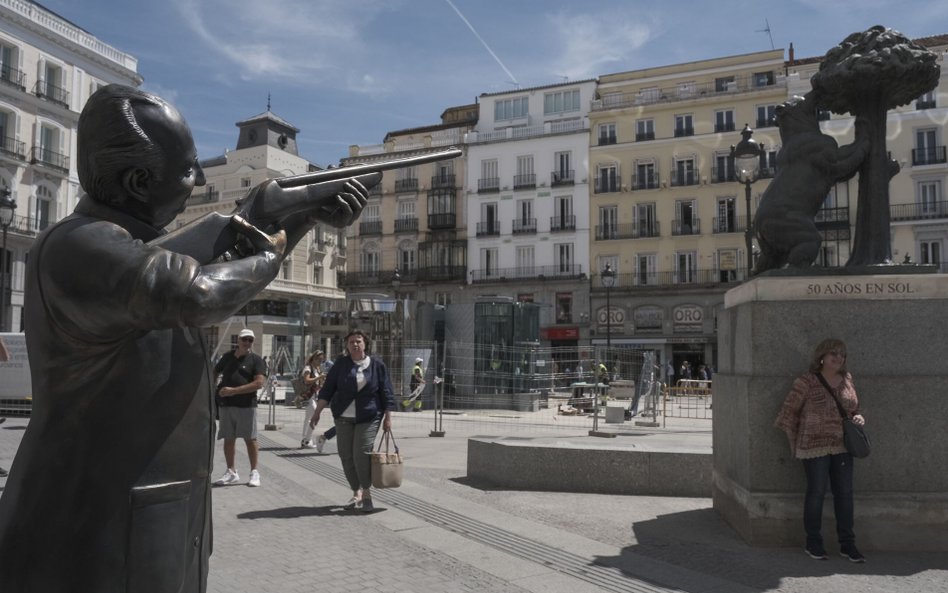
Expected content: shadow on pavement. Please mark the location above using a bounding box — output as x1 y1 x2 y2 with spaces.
236 505 384 520
593 508 948 592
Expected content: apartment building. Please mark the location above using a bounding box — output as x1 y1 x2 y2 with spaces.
0 0 141 332
465 80 597 355
340 104 477 344
176 109 349 367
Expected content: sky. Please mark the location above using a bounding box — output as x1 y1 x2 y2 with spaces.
37 0 948 168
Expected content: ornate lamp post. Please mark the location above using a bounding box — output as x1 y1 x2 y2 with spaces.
731 124 765 277
391 267 404 395
0 189 16 332
600 263 616 362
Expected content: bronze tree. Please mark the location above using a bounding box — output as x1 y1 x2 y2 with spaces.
810 25 940 266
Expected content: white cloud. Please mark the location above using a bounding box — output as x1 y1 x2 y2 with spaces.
544 10 657 79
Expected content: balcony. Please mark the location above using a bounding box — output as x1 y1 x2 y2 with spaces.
513 173 536 190
595 222 660 240
594 178 619 193
710 166 735 183
674 127 694 138
592 269 746 289
34 80 69 109
714 122 736 133
635 131 655 142
711 215 748 234
598 134 617 146
394 177 418 192
394 218 418 232
760 166 776 179
671 219 701 236
550 215 576 232
478 177 500 193
669 170 698 187
917 99 937 110
338 269 402 288
0 136 26 161
185 189 220 206
359 220 383 235
471 264 584 283
6 214 51 237
912 146 947 166
512 218 537 234
476 220 500 237
430 174 456 189
0 64 26 91
551 170 574 186
591 75 787 112
465 119 587 144
814 207 850 225
416 265 466 282
890 201 948 222
30 146 69 174
631 173 659 190
428 212 456 229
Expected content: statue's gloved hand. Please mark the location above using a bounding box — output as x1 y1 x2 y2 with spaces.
313 176 374 228
229 215 286 258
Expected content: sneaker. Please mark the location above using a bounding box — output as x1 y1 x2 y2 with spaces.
316 434 327 453
214 469 239 486
840 545 865 563
342 496 362 510
361 497 374 513
300 440 316 449
805 543 828 560
248 469 261 487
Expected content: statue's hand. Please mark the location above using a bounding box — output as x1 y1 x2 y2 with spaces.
307 174 375 228
229 215 286 258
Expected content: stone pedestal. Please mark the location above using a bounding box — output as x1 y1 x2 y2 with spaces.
713 274 948 551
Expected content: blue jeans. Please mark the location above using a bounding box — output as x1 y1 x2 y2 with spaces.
802 453 855 547
334 416 381 492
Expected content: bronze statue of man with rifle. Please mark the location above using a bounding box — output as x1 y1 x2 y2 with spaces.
0 84 455 593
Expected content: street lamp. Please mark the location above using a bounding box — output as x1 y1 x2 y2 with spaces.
391 267 404 396
731 124 765 277
0 189 16 332
600 263 616 363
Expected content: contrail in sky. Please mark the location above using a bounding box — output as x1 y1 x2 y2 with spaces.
444 0 519 87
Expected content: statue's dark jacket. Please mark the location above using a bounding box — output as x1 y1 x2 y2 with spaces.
0 197 215 592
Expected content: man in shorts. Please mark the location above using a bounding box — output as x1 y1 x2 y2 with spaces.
214 328 267 487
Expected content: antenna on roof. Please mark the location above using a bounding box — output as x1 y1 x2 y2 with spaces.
267 92 271 111
757 18 775 50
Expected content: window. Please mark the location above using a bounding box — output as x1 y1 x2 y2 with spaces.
516 245 534 274
675 251 697 283
494 96 528 120
753 71 775 87
544 89 580 115
635 119 654 141
915 128 941 165
555 243 574 273
757 105 777 128
480 202 498 235
715 76 735 92
312 262 323 285
428 188 455 214
517 198 533 222
479 159 499 192
760 149 778 177
241 177 252 188
917 90 936 110
919 181 942 214
634 161 657 190
0 41 22 87
598 122 617 145
675 199 697 235
281 255 291 279
398 200 416 219
597 164 618 193
360 247 380 274
674 114 693 137
556 293 573 323
480 247 498 277
37 123 62 166
598 206 618 239
635 254 656 285
677 81 696 99
636 203 657 237
716 197 737 233
553 151 572 184
398 241 416 272
34 185 53 231
364 204 380 222
714 153 734 183
40 62 65 104
714 109 735 133
601 92 623 108
673 158 696 186
554 196 573 230
920 240 942 267
515 155 534 188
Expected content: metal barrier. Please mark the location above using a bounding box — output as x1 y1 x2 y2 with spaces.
661 380 712 425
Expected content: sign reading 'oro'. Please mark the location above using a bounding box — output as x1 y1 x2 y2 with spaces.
673 304 703 324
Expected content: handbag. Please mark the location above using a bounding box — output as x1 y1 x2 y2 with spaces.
814 373 870 458
370 430 404 489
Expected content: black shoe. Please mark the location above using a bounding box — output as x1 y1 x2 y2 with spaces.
361 497 374 513
805 543 828 560
840 545 865 563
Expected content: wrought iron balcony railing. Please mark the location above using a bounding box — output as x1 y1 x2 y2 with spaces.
595 222 660 240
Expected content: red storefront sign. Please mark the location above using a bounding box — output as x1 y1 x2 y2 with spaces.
541 326 579 340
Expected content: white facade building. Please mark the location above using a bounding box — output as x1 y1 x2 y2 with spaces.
0 0 141 332
464 80 596 348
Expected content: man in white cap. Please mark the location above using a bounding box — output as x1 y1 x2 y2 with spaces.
214 328 267 486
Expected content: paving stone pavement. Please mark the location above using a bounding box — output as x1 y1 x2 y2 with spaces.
2 409 947 593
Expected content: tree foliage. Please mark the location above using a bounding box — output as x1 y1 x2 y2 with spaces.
811 25 940 115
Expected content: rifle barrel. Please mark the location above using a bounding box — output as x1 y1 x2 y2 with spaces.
275 147 463 189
